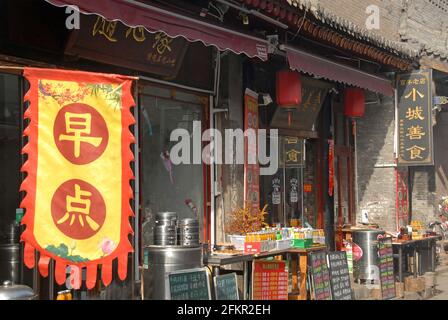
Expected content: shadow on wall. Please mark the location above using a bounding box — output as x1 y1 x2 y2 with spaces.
434 112 448 210
355 93 396 230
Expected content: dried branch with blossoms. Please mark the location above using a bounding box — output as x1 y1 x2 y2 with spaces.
225 203 270 235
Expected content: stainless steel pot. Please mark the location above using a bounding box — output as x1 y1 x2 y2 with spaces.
0 244 20 284
352 229 385 282
0 281 37 300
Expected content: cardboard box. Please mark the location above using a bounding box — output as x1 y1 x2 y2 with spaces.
244 241 276 254
404 276 425 292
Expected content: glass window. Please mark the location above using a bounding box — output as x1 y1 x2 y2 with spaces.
140 86 206 244
0 74 21 228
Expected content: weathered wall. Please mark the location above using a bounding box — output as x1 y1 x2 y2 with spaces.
356 93 397 231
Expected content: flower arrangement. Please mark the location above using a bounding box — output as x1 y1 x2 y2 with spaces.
225 203 269 235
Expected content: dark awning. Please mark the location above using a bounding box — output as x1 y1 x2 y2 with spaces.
46 0 269 60
282 45 394 96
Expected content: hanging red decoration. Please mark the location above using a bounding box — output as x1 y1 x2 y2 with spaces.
344 87 365 117
276 70 302 126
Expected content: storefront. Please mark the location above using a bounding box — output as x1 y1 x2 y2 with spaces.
0 0 424 301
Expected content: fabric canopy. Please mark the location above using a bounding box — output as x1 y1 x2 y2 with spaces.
46 0 269 61
283 45 394 96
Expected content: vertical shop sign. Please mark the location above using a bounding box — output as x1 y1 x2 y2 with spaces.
289 178 299 203
395 166 409 230
397 70 434 166
328 139 335 197
283 136 304 168
272 178 281 205
21 68 135 288
244 89 260 214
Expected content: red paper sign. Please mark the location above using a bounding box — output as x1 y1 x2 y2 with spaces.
252 260 288 300
244 89 260 214
328 139 334 197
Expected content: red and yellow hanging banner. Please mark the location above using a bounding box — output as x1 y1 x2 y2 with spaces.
20 68 135 288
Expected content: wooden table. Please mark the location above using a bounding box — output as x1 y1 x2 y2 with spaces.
204 245 327 300
392 236 441 282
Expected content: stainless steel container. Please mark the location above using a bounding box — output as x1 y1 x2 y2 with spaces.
154 224 177 246
143 245 202 300
177 218 199 246
0 281 36 300
155 212 178 227
0 244 20 284
352 229 385 282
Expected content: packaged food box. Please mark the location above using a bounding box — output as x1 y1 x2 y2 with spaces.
292 238 313 249
244 240 276 254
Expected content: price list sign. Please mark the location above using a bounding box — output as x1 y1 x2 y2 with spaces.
214 273 239 300
167 268 211 300
397 70 434 166
377 237 396 300
309 252 332 300
328 252 353 300
251 260 288 300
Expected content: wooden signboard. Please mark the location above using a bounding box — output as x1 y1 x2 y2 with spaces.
397 70 434 166
65 15 189 78
377 237 396 300
166 267 211 300
309 252 332 300
214 273 239 300
327 251 353 300
251 260 288 300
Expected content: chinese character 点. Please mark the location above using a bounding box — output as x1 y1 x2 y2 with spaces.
406 125 426 140
59 112 103 158
92 17 118 42
405 106 425 120
56 184 100 231
406 145 426 160
404 88 425 102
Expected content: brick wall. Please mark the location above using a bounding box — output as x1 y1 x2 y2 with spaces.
355 94 397 231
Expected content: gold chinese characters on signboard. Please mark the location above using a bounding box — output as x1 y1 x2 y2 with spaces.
397 70 433 165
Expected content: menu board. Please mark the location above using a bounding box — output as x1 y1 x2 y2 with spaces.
252 260 288 300
309 252 332 300
377 237 396 300
328 252 353 300
214 273 239 300
167 268 211 300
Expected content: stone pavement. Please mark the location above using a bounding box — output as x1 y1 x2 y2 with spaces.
429 250 448 300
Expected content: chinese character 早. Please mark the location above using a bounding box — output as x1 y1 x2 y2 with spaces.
57 184 100 231
59 112 103 158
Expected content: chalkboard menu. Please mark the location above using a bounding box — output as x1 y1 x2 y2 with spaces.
252 260 288 300
167 268 211 300
377 237 396 300
309 252 332 300
214 273 239 300
328 252 353 300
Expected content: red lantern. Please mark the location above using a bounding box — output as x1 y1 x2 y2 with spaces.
276 70 302 126
344 87 365 117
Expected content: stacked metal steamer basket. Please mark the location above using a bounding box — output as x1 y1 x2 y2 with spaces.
153 212 199 246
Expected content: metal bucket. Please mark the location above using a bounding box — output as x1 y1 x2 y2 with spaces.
352 229 385 282
0 244 20 284
143 245 202 300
